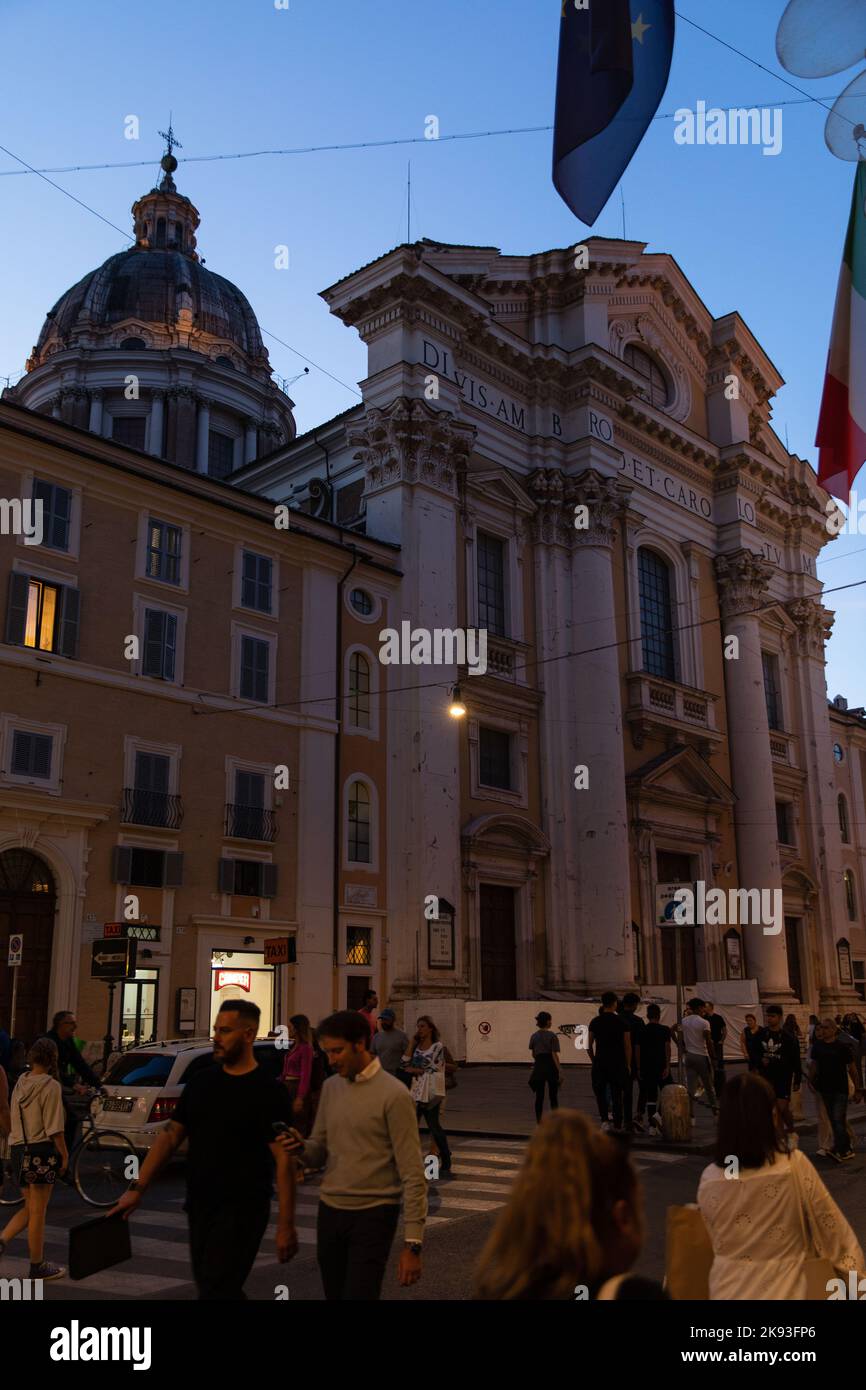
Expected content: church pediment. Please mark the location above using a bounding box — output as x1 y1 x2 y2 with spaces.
466 466 535 515
627 744 735 807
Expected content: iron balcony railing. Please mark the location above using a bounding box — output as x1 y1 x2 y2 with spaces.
225 802 278 842
121 788 184 830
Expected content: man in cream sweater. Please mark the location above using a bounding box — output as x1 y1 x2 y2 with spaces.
281 1009 427 1300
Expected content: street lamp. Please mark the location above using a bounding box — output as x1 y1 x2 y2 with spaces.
448 684 467 718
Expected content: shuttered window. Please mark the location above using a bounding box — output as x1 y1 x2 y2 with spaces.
32 479 72 551
240 635 270 702
241 552 272 613
10 730 53 779
146 518 182 584
142 610 177 680
111 846 184 887
218 858 278 897
5 573 79 658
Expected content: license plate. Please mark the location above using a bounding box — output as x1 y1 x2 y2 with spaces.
103 1097 134 1114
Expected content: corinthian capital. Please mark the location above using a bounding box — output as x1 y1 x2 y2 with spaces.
713 549 773 619
786 598 833 659
528 466 628 549
349 397 476 499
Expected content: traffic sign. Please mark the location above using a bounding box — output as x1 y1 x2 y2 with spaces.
8 934 23 967
91 938 138 980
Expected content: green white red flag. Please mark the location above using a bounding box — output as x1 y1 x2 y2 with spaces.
816 163 866 503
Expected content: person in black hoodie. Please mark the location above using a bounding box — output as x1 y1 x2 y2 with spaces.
756 1004 801 1135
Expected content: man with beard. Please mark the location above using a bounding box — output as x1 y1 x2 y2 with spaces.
110 1000 298 1298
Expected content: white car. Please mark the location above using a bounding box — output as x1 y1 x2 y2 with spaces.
92 1037 285 1152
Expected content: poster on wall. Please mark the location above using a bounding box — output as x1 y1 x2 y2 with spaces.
177 987 197 1033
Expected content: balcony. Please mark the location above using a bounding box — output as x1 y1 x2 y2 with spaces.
224 802 278 842
467 634 530 684
769 729 799 767
120 788 184 830
625 673 723 754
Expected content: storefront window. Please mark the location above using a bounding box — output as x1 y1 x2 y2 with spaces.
121 968 159 1047
210 949 274 1034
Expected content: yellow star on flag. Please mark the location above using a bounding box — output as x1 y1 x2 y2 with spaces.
632 13 651 44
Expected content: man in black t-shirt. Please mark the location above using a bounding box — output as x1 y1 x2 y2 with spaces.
619 993 645 1132
588 992 632 1132
705 1002 727 1101
810 1018 863 1162
638 1003 671 1133
755 1005 801 1135
111 1001 298 1299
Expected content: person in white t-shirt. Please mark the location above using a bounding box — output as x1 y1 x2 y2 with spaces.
676 999 718 1120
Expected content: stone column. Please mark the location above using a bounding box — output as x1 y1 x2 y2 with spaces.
148 390 165 457
531 467 633 990
195 397 211 473
88 389 103 435
714 551 791 997
244 419 258 465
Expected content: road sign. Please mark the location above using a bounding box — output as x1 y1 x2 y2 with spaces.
91 938 137 980
264 937 296 965
8 934 23 967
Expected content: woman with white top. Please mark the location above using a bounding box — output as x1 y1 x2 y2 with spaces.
0 1037 68 1281
697 1072 863 1300
402 1015 451 1176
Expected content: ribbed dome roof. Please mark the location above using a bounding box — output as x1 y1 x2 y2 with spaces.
36 247 266 360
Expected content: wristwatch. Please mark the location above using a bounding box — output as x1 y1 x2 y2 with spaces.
405 1241 422 1256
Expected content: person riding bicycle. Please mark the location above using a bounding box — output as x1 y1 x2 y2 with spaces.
38 1012 100 1152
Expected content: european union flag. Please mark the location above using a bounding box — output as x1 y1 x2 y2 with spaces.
553 0 675 226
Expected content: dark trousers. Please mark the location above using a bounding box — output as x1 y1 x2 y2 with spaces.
316 1200 400 1301
187 1195 270 1300
819 1089 851 1156
713 1062 726 1098
640 1071 670 1117
532 1074 560 1122
417 1101 451 1168
592 1067 626 1128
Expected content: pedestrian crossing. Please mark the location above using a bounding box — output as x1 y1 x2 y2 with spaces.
0 1138 685 1298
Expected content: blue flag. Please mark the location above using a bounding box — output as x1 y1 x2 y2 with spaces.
553 0 675 226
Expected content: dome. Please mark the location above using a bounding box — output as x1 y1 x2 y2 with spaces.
33 248 267 364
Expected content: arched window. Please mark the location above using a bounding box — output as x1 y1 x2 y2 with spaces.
839 793 851 844
348 652 371 729
155 218 166 248
638 548 676 681
120 337 146 350
624 343 670 409
844 869 857 921
348 780 371 863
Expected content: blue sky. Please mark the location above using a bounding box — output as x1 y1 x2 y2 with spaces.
1 0 863 698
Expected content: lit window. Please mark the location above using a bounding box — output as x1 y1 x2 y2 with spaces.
6 575 79 658
346 926 372 966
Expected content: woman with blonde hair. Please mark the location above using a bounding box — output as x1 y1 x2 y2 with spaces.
402 1015 451 1175
474 1110 661 1300
0 1037 68 1280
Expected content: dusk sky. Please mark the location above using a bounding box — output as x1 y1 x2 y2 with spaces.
2 0 864 698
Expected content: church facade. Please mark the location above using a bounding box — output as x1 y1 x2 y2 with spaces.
1 163 864 1049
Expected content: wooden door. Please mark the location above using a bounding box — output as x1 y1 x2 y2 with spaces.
0 850 56 1044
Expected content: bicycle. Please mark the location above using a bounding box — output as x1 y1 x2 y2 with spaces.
0 1090 138 1210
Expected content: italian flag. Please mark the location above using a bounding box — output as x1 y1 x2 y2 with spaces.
816 164 866 503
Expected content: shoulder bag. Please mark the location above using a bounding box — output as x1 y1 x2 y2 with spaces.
16 1088 61 1186
664 1202 714 1300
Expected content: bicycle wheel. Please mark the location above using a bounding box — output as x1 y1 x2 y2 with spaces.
0 1147 24 1207
73 1128 138 1208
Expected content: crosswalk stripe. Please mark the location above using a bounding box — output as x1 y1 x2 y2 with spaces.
432 1196 504 1212
0 1253 190 1297
438 1180 512 1195
445 1150 522 1165
449 1164 518 1179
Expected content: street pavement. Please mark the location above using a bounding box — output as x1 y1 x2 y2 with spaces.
3 1063 865 1301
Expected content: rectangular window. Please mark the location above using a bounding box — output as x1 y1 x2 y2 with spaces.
146 518 182 585
5 574 79 658
112 417 147 450
776 801 794 845
142 609 177 680
130 752 172 826
240 635 270 702
111 846 184 889
231 770 267 839
219 859 278 897
241 552 273 613
477 532 506 636
32 480 72 551
479 727 512 790
10 729 53 778
208 430 235 480
346 926 373 966
762 652 782 731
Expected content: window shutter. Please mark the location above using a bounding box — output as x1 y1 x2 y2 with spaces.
5 573 30 645
58 586 80 658
163 851 184 888
218 858 236 894
31 734 52 778
11 731 32 775
111 845 134 883
164 614 177 681
142 610 163 676
261 863 278 898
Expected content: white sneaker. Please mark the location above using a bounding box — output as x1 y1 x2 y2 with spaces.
601 1121 614 1133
